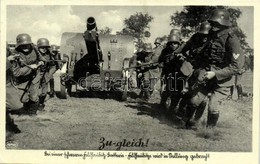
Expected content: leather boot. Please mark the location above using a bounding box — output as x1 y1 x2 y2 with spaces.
194 101 207 121
38 96 46 111
185 105 196 129
226 86 234 100
6 112 21 133
27 100 38 116
206 113 219 128
49 78 55 97
236 84 243 101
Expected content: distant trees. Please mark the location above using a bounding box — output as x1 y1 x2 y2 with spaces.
118 12 154 49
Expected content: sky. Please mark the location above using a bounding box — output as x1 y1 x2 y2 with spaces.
6 5 253 48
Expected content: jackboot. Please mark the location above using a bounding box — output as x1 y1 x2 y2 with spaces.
38 95 46 111
185 105 196 129
226 86 234 100
6 113 21 134
27 100 38 116
236 84 243 101
206 113 219 128
49 78 55 97
194 101 207 121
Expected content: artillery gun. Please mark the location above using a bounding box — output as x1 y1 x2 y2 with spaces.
59 17 134 100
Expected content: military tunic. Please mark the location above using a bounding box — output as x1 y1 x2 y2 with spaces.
9 48 46 103
189 28 244 114
39 51 58 97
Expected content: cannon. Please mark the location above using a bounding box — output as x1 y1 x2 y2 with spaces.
59 17 134 100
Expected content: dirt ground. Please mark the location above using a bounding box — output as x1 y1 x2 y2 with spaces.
6 71 253 152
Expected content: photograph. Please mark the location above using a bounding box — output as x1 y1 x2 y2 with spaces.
1 1 258 163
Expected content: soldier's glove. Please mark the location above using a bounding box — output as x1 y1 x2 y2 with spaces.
137 73 143 78
7 54 20 61
28 64 38 70
176 53 185 61
158 63 164 68
38 61 45 66
203 71 216 80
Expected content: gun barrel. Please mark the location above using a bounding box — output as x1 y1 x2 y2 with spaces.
87 17 96 31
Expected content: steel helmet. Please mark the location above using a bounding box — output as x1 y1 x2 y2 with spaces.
143 43 153 53
16 33 32 48
154 37 162 45
37 38 50 48
170 29 181 36
51 45 58 52
167 34 181 44
208 9 231 27
198 21 212 34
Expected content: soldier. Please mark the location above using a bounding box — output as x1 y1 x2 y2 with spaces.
49 45 61 97
37 38 58 110
186 9 244 128
7 33 46 115
6 49 21 133
136 43 155 102
151 38 163 92
158 33 184 109
176 21 212 129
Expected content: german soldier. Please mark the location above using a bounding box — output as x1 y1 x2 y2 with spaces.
7 33 46 115
158 33 186 110
37 38 57 110
136 43 155 102
177 21 212 129
49 45 61 97
186 9 244 128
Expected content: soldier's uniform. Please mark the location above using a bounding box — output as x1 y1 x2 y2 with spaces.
49 45 61 97
158 33 185 109
187 9 244 128
7 33 46 115
177 21 212 128
136 43 155 101
37 38 58 110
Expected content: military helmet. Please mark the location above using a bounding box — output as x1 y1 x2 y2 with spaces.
170 29 181 36
16 33 32 48
143 43 153 53
51 45 58 52
167 34 181 44
154 37 162 45
198 21 211 34
208 9 231 27
37 38 50 48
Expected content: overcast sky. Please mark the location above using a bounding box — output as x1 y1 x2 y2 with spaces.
6 6 253 48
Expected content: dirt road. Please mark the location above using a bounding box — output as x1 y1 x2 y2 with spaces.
6 72 253 152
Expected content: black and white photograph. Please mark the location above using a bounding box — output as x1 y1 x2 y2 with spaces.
1 0 258 163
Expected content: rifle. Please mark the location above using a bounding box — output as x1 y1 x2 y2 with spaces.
123 62 159 71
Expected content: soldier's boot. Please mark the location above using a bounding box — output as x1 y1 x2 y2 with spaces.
144 90 151 102
236 84 243 101
26 100 38 116
12 101 31 115
226 86 234 100
49 78 55 97
206 113 219 128
38 96 46 111
6 112 21 134
193 100 207 123
185 105 196 129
